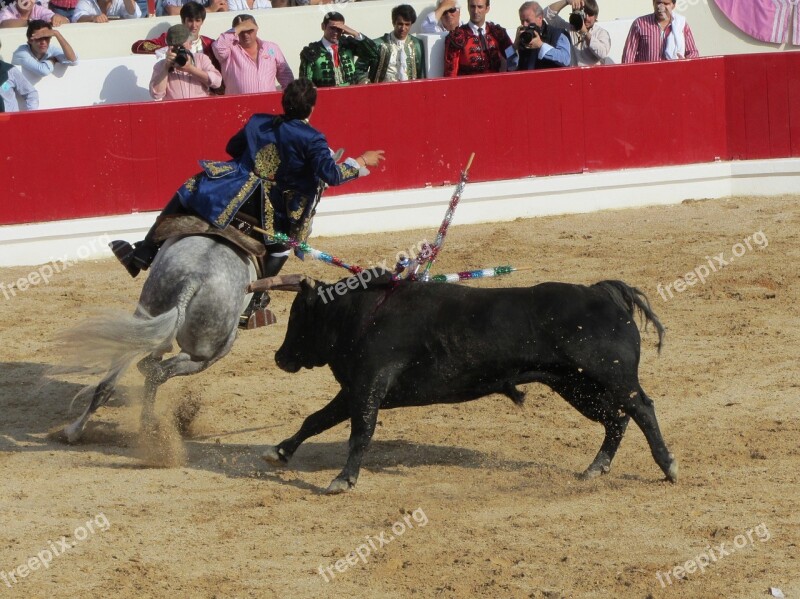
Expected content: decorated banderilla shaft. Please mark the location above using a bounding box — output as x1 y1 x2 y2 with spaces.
429 265 527 283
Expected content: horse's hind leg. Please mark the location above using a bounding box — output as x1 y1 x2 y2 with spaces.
136 328 237 434
64 373 123 444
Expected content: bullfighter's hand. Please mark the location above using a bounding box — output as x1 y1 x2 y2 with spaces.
360 150 385 167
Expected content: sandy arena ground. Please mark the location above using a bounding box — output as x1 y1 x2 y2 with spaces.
0 194 798 599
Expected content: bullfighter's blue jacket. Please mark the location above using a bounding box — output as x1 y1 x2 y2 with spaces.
177 114 361 244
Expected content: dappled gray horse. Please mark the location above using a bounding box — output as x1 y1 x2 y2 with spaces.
62 235 252 443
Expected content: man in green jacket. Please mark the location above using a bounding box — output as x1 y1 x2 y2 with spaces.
369 4 426 82
299 11 377 87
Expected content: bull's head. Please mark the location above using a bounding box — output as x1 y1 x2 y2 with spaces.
254 275 330 373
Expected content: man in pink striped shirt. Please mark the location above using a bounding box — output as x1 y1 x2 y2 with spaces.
150 24 222 101
621 0 699 63
213 13 294 95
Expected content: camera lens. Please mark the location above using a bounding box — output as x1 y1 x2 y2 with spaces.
174 49 188 67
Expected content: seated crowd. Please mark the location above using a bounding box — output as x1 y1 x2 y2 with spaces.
0 0 700 110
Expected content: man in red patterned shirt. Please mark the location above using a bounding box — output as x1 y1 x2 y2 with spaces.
443 0 516 76
621 0 699 63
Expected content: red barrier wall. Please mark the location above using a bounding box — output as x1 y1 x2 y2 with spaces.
1 52 798 226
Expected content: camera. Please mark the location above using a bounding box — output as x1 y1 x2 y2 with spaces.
173 46 191 68
519 23 542 46
569 9 585 31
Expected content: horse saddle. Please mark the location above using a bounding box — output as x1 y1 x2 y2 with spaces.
152 214 266 259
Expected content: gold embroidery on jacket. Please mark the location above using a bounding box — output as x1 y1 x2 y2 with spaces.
254 144 280 180
215 173 260 227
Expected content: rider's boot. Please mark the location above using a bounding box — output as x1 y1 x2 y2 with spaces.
110 195 185 278
240 252 289 330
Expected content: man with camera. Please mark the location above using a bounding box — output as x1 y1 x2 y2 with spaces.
515 1 572 71
299 11 377 87
544 0 610 65
149 24 222 101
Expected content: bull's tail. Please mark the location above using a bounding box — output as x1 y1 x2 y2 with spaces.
594 280 665 353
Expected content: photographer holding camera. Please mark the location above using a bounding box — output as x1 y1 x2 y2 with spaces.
544 0 611 65
515 1 572 71
150 24 222 101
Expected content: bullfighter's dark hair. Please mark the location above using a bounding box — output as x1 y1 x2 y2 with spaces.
322 11 345 26
180 1 206 22
282 79 317 120
392 4 417 24
26 20 50 39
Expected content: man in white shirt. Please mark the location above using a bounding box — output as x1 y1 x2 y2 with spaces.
421 0 462 34
0 40 38 112
12 20 78 79
72 0 140 22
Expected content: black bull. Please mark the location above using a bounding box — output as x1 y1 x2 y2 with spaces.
265 275 678 493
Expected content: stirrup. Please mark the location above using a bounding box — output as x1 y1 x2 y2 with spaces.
109 240 141 278
239 292 275 330
239 307 277 330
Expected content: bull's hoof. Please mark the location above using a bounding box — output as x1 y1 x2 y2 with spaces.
665 457 679 483
261 446 289 466
325 478 354 494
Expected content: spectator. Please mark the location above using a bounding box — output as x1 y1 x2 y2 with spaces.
227 0 270 9
421 0 462 34
0 0 69 27
299 11 377 87
150 24 221 100
72 0 141 22
213 14 293 95
369 4 426 82
515 1 571 71
49 0 78 21
0 40 38 111
12 20 77 78
162 0 226 16
545 0 611 65
622 0 699 63
443 0 516 76
132 2 217 67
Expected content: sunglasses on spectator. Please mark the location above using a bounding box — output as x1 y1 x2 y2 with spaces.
445 7 458 13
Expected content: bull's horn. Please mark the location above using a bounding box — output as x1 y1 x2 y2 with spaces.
248 274 317 293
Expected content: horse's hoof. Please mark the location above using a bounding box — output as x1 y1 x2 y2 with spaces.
325 478 354 494
261 446 288 466
578 466 608 481
63 423 82 445
665 457 679 483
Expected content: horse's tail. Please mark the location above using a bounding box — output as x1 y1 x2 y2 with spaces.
594 280 665 353
54 307 181 407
